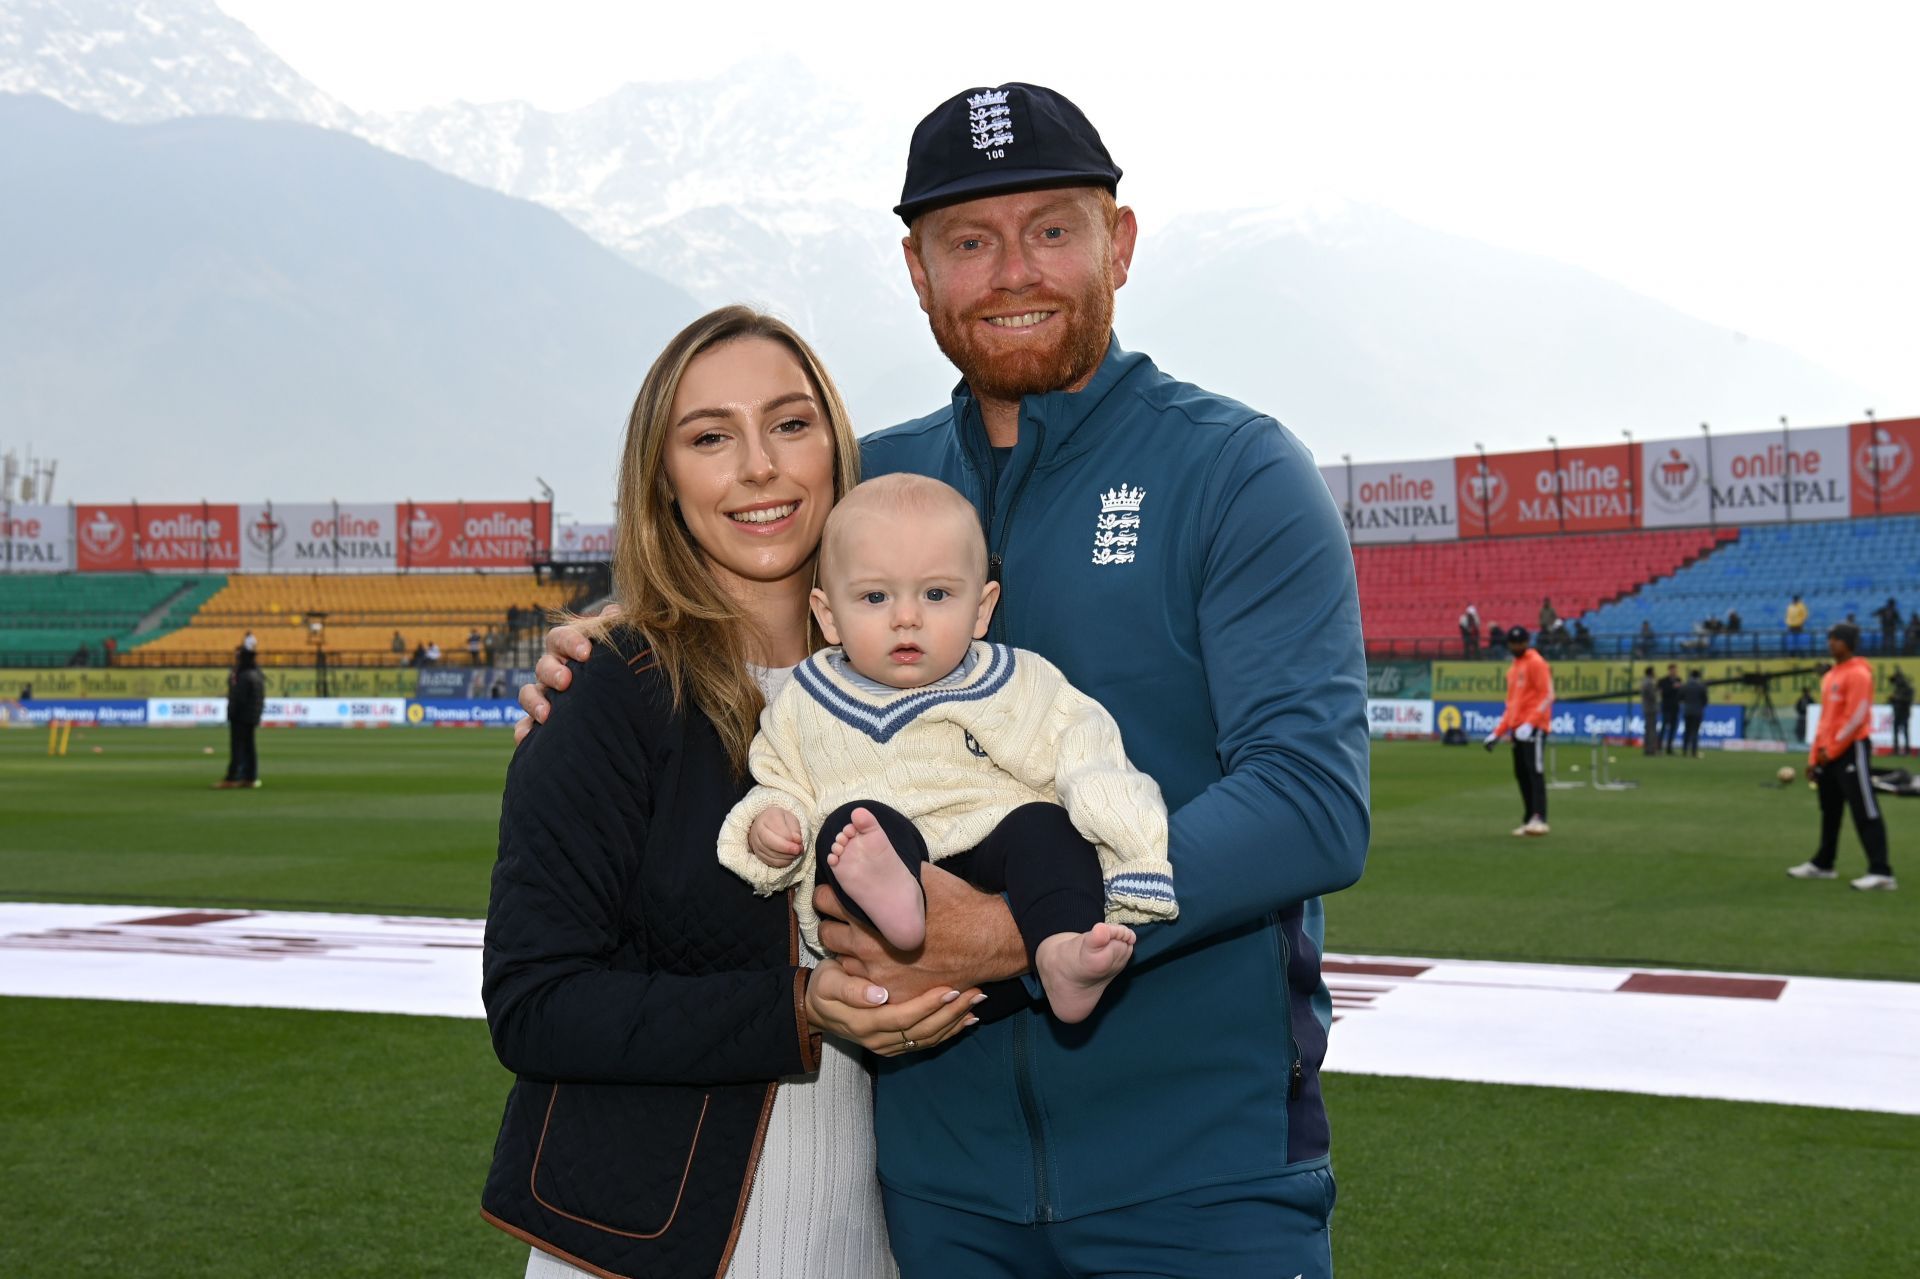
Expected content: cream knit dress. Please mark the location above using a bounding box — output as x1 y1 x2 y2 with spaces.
719 642 1175 952
526 664 893 1279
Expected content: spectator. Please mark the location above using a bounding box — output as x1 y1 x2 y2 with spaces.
1539 598 1557 633
1459 603 1480 659
390 630 406 655
1573 619 1593 657
410 642 427 668
1489 623 1507 653
1905 613 1920 656
68 643 89 667
1725 608 1742 633
242 630 258 653
1633 619 1656 659
1877 597 1901 655
1786 594 1808 633
102 636 117 666
467 629 484 665
424 640 442 666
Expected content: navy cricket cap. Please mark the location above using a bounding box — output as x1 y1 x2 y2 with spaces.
1506 627 1531 645
894 83 1122 226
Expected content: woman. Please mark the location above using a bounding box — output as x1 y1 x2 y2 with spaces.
481 307 977 1279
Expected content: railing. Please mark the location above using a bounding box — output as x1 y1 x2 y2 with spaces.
1372 627 1917 662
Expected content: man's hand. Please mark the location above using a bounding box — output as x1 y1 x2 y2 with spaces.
512 608 616 744
1514 723 1534 742
1483 730 1500 751
749 808 805 867
805 958 980 1057
1814 745 1830 767
816 862 1027 1001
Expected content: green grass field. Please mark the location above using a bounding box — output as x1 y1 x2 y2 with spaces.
2 727 1915 1276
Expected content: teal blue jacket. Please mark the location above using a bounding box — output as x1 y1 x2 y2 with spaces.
859 338 1370 1222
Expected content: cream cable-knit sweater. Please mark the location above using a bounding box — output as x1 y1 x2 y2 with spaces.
719 642 1175 951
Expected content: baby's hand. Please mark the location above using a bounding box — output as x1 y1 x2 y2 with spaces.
748 808 805 867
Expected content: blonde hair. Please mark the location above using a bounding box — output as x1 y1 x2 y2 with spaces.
581 306 861 774
819 473 986 582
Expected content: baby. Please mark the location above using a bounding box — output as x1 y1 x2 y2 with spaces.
718 473 1175 1023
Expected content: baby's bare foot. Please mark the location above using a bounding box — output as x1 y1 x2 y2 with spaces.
1034 922 1135 1024
827 807 925 950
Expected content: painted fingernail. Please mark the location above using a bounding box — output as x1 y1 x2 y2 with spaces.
970 993 987 1005
941 990 960 1004
963 1016 978 1026
866 985 889 1005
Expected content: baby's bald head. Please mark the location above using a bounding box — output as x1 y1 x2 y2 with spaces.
818 474 987 585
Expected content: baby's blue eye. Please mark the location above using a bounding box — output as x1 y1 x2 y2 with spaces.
863 591 887 605
926 588 949 602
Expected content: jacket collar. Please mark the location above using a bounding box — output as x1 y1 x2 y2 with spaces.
947 334 1148 472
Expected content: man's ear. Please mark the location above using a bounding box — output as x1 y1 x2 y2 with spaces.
973 580 1001 639
902 236 934 315
1109 205 1139 292
810 587 841 645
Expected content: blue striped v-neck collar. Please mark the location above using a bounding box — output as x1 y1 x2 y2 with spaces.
794 642 1016 743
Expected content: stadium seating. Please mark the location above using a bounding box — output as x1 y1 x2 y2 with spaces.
1580 515 1920 651
1354 529 1735 647
0 573 224 665
127 573 580 659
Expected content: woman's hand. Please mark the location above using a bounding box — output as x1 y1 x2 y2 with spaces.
805 957 981 1057
514 609 616 743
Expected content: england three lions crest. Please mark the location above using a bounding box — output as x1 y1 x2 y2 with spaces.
1092 484 1144 565
967 88 1013 154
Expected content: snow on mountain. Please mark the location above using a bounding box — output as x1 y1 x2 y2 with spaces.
0 0 353 127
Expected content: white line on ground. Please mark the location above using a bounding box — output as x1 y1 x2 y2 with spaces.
2 903 1915 1115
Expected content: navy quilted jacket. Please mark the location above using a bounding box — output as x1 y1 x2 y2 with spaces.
480 633 820 1279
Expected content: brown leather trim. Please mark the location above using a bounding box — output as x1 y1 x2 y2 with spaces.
625 646 658 675
528 1083 709 1241
716 1080 781 1278
480 1209 635 1279
792 968 823 1072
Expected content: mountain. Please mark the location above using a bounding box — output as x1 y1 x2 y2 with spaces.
0 94 698 513
0 0 352 127
0 1 1879 480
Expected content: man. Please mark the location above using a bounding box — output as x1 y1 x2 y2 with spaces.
1877 597 1902 655
1484 625 1553 835
1633 618 1655 658
1891 667 1913 756
1658 662 1683 755
522 83 1367 1276
1640 665 1660 756
214 646 265 790
1460 602 1480 658
1786 594 1808 634
1789 623 1897 890
1680 668 1709 757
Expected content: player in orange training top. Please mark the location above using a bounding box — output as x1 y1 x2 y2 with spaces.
1789 622 1897 890
1484 625 1554 837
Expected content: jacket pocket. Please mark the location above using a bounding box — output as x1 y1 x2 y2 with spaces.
530 1082 711 1239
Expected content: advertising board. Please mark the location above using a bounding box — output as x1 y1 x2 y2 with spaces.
1433 701 1745 742
398 501 552 569
75 503 242 571
406 698 529 727
1326 458 1460 543
1 504 71 570
1366 699 1434 737
239 502 399 572
1454 443 1636 539
1849 417 1920 517
0 699 147 726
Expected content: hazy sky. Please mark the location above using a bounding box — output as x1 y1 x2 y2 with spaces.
219 0 1917 415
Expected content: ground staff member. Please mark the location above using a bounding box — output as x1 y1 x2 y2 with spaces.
1680 669 1709 757
1789 623 1898 890
1485 626 1552 836
524 82 1369 1278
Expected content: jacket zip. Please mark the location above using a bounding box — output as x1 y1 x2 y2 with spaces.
985 417 1045 644
1273 915 1303 1108
1012 1012 1053 1221
978 403 1054 1217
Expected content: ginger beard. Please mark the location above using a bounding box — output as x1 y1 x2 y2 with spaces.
925 256 1116 402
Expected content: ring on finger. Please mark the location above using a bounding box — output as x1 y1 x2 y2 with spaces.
898 1029 916 1050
